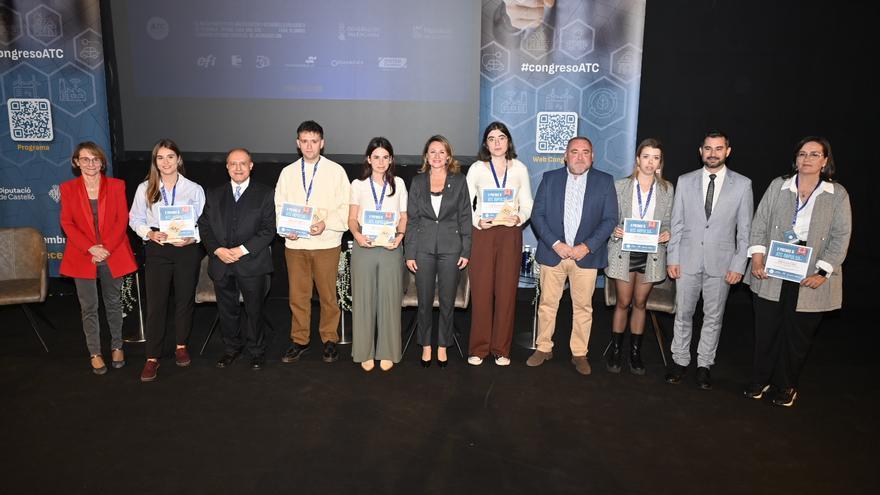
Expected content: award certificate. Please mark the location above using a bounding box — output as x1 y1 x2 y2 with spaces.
158 205 196 240
765 240 813 282
361 210 399 246
621 218 660 253
277 203 315 238
480 188 518 226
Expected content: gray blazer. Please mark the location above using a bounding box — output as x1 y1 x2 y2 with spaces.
667 167 753 277
605 178 674 283
746 176 851 312
404 171 472 259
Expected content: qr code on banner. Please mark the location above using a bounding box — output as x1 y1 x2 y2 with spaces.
535 111 577 154
7 98 54 142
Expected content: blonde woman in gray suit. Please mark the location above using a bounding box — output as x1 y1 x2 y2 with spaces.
605 139 674 375
744 137 851 407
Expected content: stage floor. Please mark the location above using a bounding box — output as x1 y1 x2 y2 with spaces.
2 285 876 495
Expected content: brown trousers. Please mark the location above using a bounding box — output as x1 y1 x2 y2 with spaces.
285 246 341 345
467 225 522 358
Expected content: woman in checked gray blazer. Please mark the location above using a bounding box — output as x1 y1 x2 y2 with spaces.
605 138 674 375
744 136 851 407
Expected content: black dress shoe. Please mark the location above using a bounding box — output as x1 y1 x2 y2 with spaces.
695 366 712 390
322 342 339 363
420 359 431 368
664 363 686 384
250 356 265 370
216 352 240 369
772 388 797 407
743 383 771 400
281 343 309 363
437 359 448 369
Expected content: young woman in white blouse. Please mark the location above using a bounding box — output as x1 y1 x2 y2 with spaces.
465 121 533 366
129 138 205 382
348 137 408 372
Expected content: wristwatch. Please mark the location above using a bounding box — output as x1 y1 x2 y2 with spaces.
816 268 829 278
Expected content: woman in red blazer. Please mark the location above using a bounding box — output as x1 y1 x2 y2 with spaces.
60 142 137 374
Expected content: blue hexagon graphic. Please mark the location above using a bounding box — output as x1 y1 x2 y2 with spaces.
0 6 24 45
536 78 580 113
26 5 62 46
559 20 595 59
520 23 555 61
611 43 642 83
74 29 104 69
0 131 38 168
581 78 627 131
40 128 73 166
49 63 96 118
490 76 537 128
2 63 50 101
480 41 510 82
603 132 633 179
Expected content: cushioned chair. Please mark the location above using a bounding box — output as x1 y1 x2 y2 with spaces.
195 256 273 355
0 227 49 352
603 276 676 366
401 267 469 358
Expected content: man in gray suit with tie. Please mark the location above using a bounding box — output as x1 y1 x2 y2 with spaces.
665 130 753 389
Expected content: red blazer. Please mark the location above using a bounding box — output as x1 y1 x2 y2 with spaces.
59 176 137 279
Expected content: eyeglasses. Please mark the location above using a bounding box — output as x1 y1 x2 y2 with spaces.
797 151 824 160
76 157 102 165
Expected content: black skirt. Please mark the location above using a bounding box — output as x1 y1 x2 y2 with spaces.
628 251 647 274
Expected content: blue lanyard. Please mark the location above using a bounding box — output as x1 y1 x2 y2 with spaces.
370 178 388 211
489 159 508 189
636 180 654 219
792 176 822 226
160 182 176 206
301 157 320 204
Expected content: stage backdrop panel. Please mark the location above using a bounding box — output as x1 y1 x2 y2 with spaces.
479 0 646 249
1 0 111 276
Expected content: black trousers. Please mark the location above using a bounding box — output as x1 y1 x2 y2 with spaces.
213 271 270 357
414 251 460 347
144 242 203 358
751 281 824 390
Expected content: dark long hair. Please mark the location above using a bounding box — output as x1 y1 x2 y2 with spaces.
361 137 397 197
477 121 517 161
145 138 185 207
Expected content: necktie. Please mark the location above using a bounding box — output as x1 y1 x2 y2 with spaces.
234 185 241 202
704 174 716 219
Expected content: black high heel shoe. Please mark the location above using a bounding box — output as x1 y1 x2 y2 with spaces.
437 359 448 369
421 359 431 368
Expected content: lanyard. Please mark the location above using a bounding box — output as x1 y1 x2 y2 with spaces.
636 180 654 219
301 157 320 204
489 159 508 189
160 182 176 206
370 178 388 211
792 176 822 226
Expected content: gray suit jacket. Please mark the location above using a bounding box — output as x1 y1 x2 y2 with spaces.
606 178 674 283
746 177 851 312
404 172 472 259
667 167 753 277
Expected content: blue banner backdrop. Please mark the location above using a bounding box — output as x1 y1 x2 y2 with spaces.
480 0 646 249
1 0 111 276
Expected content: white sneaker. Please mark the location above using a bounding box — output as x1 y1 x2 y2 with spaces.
494 355 511 366
467 356 483 366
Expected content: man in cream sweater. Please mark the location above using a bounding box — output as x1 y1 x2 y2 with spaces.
274 121 351 364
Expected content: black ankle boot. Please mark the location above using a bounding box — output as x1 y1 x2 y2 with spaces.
629 333 645 375
605 332 624 373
